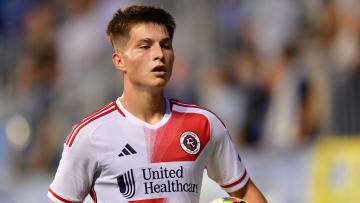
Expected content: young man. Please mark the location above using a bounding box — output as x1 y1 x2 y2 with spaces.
48 5 267 203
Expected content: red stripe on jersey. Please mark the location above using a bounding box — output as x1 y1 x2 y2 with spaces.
170 100 227 128
144 111 211 163
65 125 77 144
168 97 196 106
82 101 114 122
220 170 247 189
65 102 115 145
89 187 97 203
48 188 74 203
68 107 116 147
114 101 126 117
129 198 168 203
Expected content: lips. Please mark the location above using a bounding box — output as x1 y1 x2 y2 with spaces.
151 65 167 77
151 65 166 72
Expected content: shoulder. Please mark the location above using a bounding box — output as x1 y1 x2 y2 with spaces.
168 97 226 129
65 100 124 147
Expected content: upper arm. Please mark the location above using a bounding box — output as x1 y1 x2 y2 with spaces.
48 126 98 203
206 117 249 192
204 114 266 202
229 179 267 203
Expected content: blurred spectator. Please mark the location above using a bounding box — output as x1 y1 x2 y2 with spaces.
5 2 58 173
199 54 249 145
261 44 314 150
214 0 248 57
0 0 32 89
52 0 133 156
245 0 303 61
328 0 360 134
54 0 117 121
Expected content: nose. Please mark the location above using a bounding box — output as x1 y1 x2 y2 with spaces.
152 43 164 62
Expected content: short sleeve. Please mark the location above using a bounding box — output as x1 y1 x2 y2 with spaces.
206 118 249 193
48 126 99 203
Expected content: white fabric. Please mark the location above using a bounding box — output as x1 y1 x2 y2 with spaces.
48 98 249 203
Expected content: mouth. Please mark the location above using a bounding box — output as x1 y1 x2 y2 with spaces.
151 65 167 73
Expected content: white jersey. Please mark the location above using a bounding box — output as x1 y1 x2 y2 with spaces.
48 97 249 203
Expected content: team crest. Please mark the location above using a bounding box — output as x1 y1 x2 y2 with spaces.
180 131 200 155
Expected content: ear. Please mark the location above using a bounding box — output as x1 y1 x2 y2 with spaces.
112 52 126 73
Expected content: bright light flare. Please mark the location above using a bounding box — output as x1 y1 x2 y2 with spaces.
5 115 31 151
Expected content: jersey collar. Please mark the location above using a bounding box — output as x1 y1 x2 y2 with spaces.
115 97 172 129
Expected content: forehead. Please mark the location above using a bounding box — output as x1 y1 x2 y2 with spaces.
128 23 170 42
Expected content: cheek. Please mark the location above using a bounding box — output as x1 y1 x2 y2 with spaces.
125 53 147 74
170 55 175 71
167 52 175 66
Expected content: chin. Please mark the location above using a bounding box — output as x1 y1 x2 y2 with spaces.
153 82 167 88
152 78 168 87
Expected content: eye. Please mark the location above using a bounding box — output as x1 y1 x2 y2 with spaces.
161 43 172 49
139 45 150 49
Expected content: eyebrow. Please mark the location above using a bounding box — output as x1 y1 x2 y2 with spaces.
136 38 153 45
135 37 171 45
160 38 172 44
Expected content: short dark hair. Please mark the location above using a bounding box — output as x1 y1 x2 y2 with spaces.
106 5 176 49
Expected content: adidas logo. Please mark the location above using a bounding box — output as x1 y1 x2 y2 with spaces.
118 144 137 157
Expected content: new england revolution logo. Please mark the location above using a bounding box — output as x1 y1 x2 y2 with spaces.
117 169 136 199
180 131 200 155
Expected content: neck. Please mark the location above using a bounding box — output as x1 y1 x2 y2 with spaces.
120 85 166 125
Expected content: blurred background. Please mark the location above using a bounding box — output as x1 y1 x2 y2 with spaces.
1 0 360 202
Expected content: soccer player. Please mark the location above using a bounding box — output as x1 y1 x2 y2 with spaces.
48 5 267 203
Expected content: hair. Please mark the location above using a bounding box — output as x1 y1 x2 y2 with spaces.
106 5 176 50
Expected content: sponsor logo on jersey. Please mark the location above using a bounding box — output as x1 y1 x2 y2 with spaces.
179 131 200 155
142 166 198 195
117 166 199 198
118 143 137 157
117 169 136 199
